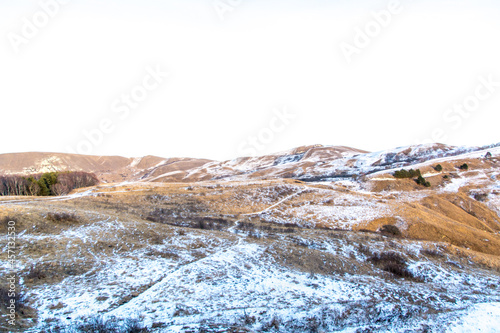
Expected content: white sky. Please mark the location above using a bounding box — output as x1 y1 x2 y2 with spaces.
1 0 499 160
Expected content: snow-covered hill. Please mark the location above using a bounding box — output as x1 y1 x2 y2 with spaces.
2 143 498 185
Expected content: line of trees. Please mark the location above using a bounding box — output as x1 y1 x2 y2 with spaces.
393 168 431 187
393 169 421 179
0 172 99 196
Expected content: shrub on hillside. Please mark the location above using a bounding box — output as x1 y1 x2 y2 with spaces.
421 248 444 258
262 316 282 331
47 212 79 223
25 264 48 281
123 318 150 333
369 252 415 279
0 285 27 313
0 215 16 222
195 217 230 231
434 164 443 172
415 175 431 187
472 192 489 202
459 163 469 170
379 225 402 237
75 316 113 333
74 316 150 333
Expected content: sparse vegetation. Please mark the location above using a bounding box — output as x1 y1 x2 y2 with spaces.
434 164 443 172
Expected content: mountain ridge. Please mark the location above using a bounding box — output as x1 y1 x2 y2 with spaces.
1 142 498 184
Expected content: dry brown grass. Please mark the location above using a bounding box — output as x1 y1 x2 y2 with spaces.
1 174 499 279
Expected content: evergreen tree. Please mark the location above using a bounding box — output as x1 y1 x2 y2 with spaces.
37 172 59 196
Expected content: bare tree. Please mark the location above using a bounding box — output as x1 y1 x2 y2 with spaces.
51 183 70 196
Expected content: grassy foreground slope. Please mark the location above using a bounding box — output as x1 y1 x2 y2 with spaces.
1 173 499 332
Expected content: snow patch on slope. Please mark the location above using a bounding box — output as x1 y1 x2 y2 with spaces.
446 302 500 332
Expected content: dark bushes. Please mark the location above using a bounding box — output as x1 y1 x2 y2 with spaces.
146 209 231 231
472 192 488 202
379 225 402 237
79 317 149 333
195 217 230 231
144 194 169 202
421 248 444 258
393 169 421 179
76 316 109 333
123 318 150 333
236 221 296 234
0 285 27 313
459 163 469 170
262 316 282 331
145 208 169 223
25 265 48 281
74 316 149 333
369 252 415 279
0 215 17 232
434 164 443 172
47 212 79 223
393 168 431 187
415 175 431 187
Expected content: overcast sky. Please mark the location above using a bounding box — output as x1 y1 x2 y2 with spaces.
1 0 499 160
